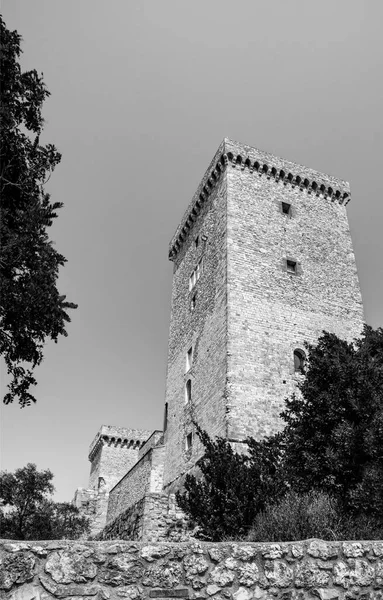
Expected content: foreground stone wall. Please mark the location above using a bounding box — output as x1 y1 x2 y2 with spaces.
1 540 382 600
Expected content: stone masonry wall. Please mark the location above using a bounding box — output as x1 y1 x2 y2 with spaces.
138 432 164 461
2 539 382 600
73 488 110 538
163 173 228 491
225 162 364 440
89 427 152 493
107 447 165 524
100 493 189 543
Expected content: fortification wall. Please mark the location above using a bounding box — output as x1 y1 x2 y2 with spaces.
73 488 109 537
107 446 165 524
163 173 228 491
225 161 364 441
88 427 152 492
138 431 164 460
100 493 189 543
2 539 382 600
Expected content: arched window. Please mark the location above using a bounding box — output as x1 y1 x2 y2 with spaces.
294 349 306 374
185 379 192 403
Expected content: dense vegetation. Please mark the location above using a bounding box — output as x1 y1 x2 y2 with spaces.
0 16 77 407
0 463 89 540
176 326 383 541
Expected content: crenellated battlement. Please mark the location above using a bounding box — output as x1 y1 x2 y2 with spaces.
169 137 351 260
88 425 151 462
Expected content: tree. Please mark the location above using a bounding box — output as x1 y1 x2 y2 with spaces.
0 16 77 407
281 325 383 518
176 326 383 540
176 425 285 541
0 463 89 540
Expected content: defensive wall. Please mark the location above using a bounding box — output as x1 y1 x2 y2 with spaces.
88 427 152 492
99 494 190 543
106 445 166 525
74 427 154 537
2 539 382 600
163 137 364 492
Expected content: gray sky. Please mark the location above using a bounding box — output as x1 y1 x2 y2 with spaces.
1 0 382 502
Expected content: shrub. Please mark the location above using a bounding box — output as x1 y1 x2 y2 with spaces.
248 491 341 542
248 490 383 542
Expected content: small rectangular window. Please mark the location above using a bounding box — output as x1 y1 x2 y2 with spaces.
189 259 203 291
191 294 196 311
286 259 297 274
186 347 193 371
185 379 192 404
282 202 291 215
186 432 193 451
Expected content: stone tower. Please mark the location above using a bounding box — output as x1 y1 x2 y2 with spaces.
87 425 152 493
73 425 151 536
163 138 364 492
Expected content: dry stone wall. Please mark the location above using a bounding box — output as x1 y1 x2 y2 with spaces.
1 540 382 600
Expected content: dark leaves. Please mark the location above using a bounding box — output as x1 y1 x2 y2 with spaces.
0 16 77 406
0 464 89 540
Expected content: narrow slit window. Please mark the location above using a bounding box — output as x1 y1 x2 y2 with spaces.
282 202 291 216
195 236 199 248
191 294 197 311
185 379 192 404
186 432 193 451
286 259 297 274
189 259 203 291
186 347 193 371
294 349 306 374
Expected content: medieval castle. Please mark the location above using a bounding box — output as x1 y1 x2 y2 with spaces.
74 138 364 540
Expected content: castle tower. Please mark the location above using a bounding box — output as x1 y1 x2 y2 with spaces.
87 425 152 492
163 138 364 491
73 425 152 536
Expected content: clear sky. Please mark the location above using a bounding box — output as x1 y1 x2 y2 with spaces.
1 0 382 502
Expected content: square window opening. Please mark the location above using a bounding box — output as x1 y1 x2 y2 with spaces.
282 202 291 215
286 259 297 274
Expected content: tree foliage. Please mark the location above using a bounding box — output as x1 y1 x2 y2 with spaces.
176 425 285 541
282 324 383 517
0 463 89 540
0 16 77 407
176 326 383 540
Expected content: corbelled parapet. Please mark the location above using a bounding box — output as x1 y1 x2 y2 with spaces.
88 425 152 463
169 137 351 260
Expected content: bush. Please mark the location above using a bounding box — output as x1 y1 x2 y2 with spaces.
176 426 285 541
248 491 340 542
247 490 383 542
